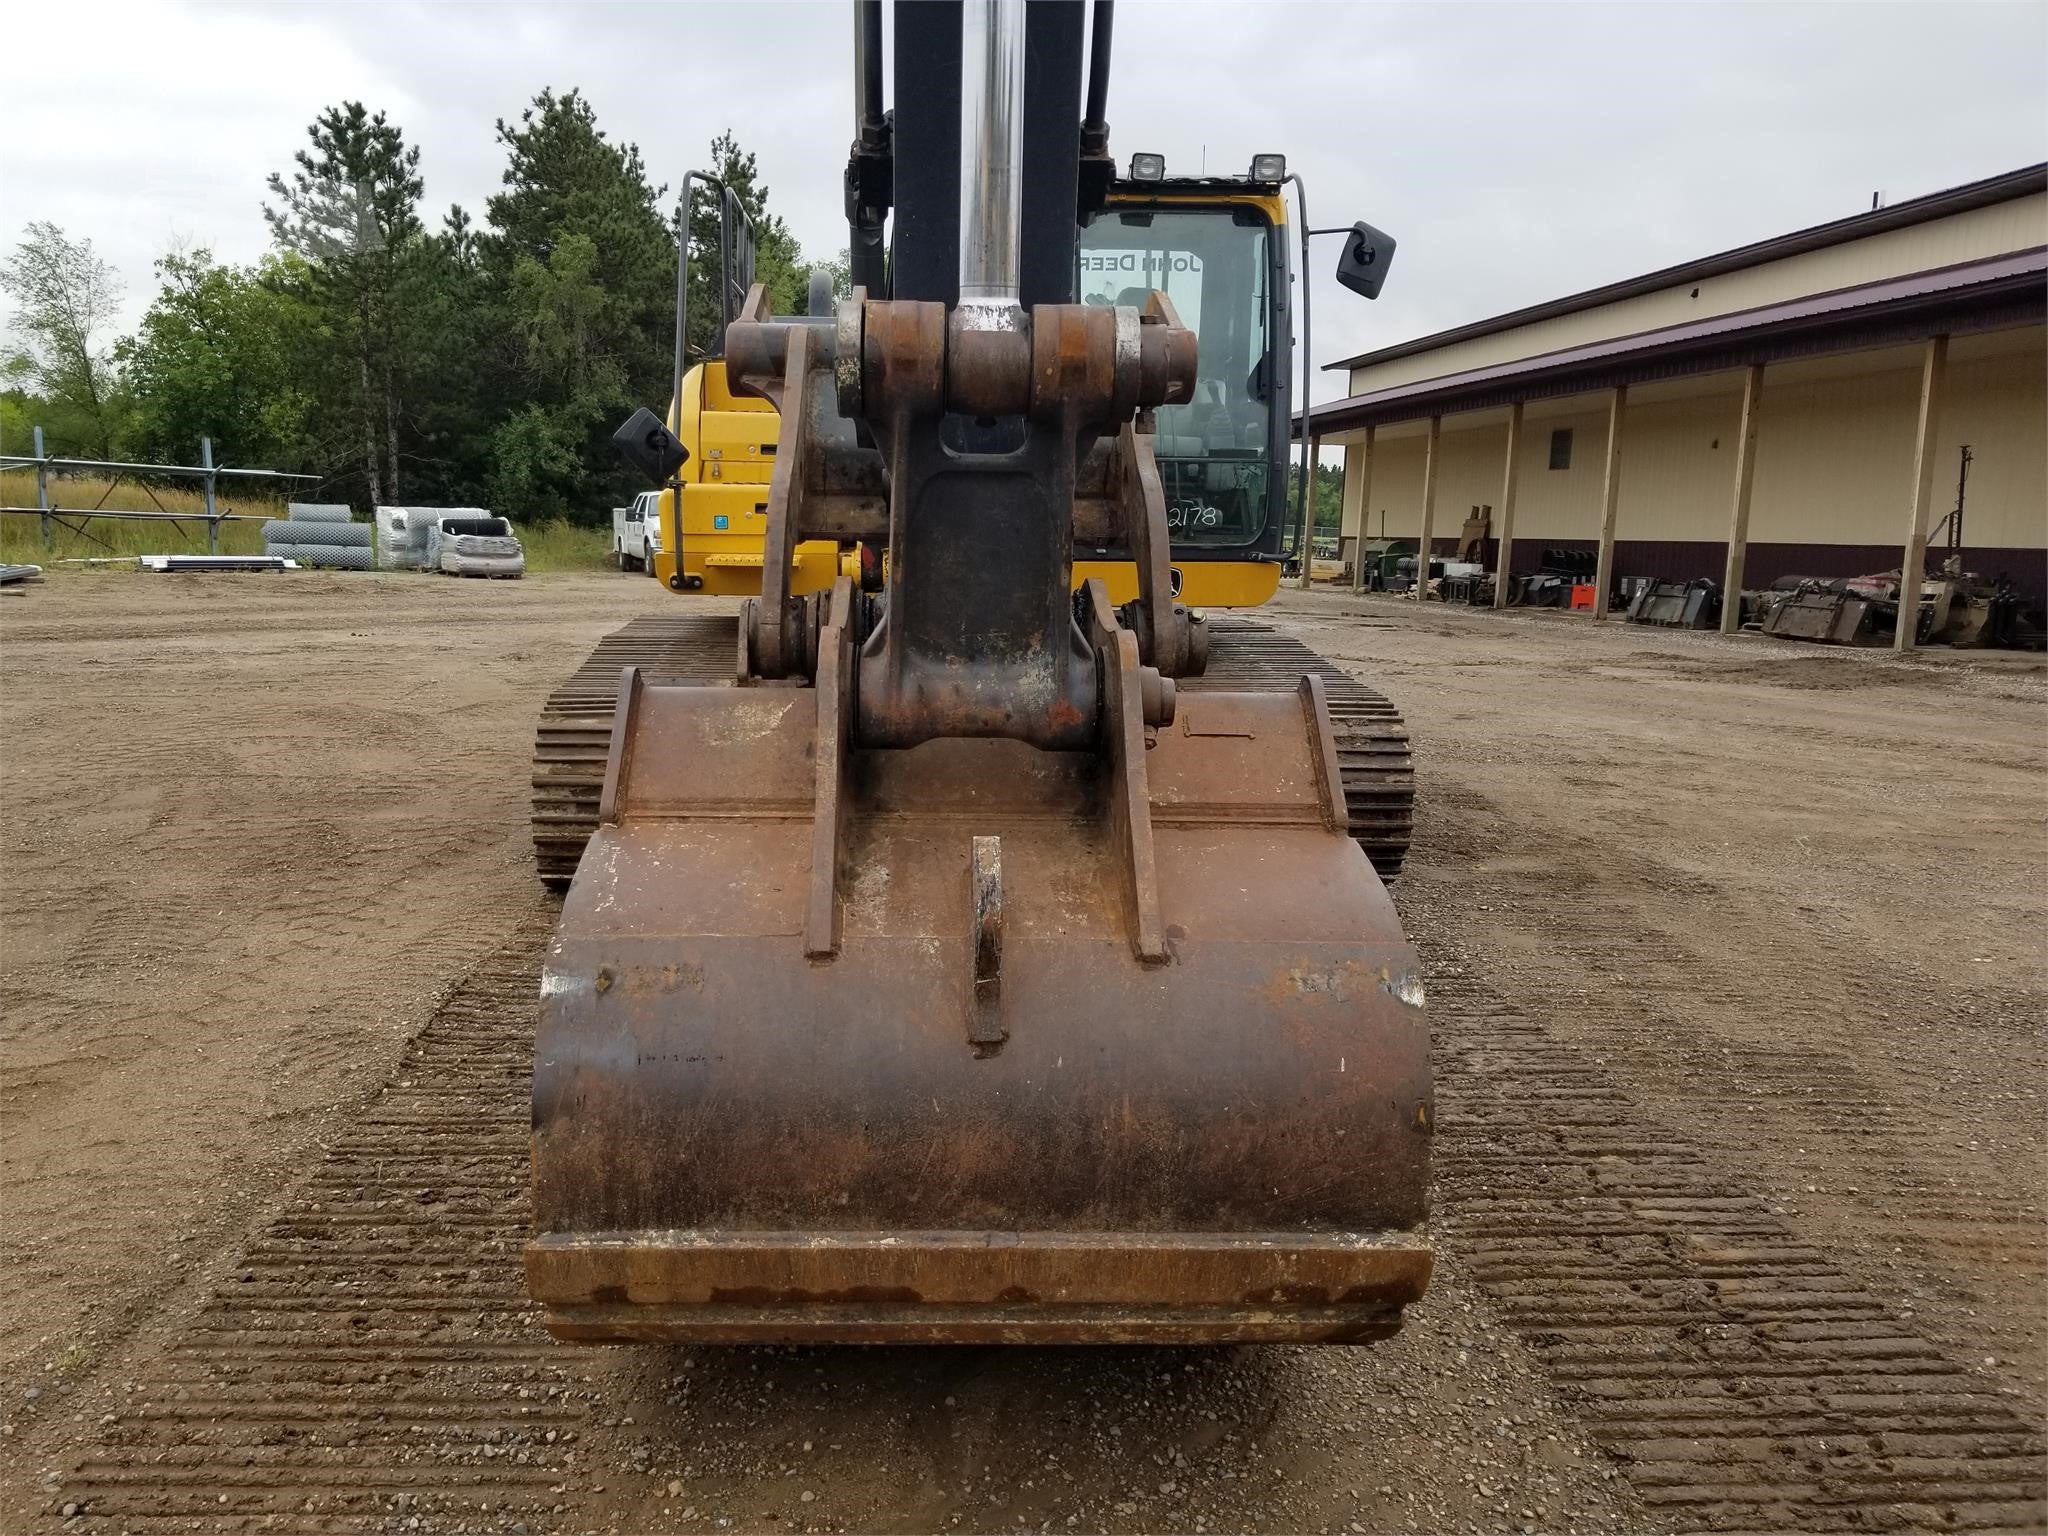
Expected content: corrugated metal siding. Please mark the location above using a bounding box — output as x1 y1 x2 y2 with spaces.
1941 350 2048 547
1345 435 1431 543
1349 194 2048 393
1752 347 2045 547
1332 166 2048 375
1338 329 2046 553
1506 405 1611 540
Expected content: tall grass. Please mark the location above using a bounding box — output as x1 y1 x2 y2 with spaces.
0 470 615 575
516 519 615 573
0 469 278 565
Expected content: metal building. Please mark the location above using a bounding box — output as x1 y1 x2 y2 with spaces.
1308 164 2047 616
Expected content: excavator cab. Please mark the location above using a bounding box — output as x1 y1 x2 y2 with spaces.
1074 178 1294 607
527 0 1432 1345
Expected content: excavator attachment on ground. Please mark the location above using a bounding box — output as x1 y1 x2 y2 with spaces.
529 627 1431 1342
527 0 1431 1344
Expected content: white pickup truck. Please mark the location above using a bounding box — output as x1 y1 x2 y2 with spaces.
610 490 663 573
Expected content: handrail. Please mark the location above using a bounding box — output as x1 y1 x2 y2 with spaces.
673 170 761 418
1285 170 1313 574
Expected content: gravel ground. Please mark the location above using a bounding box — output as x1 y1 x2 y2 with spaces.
2 572 2040 1533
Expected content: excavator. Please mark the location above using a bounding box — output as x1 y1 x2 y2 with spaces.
531 4 1413 891
526 0 1431 1344
647 167 1296 611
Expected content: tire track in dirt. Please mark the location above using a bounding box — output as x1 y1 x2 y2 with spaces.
1287 596 2046 1529
1409 796 2045 1404
45 930 595 1533
20 585 2046 1533
1420 948 2045 1532
42 916 2046 1534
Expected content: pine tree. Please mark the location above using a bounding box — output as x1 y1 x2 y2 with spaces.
263 103 423 503
388 209 495 506
482 87 673 393
479 89 676 520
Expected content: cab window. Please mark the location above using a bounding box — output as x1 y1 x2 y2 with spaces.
1078 207 1273 547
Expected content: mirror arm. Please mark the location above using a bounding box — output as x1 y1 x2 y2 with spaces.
1285 171 1313 574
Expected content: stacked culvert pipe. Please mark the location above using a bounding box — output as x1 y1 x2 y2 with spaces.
265 503 372 570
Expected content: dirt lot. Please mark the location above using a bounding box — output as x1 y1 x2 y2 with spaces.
1 571 2041 1534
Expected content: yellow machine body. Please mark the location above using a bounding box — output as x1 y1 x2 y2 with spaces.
1070 557 1280 608
653 185 1293 612
653 361 843 598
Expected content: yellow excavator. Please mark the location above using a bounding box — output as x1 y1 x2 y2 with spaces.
535 7 1411 889
527 0 1428 1344
654 170 1296 610
651 353 841 597
648 50 1348 612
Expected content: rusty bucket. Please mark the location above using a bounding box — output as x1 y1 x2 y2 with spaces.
527 664 1432 1345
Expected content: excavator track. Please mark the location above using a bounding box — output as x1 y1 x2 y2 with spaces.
529 616 736 889
1195 616 1414 880
529 611 1414 890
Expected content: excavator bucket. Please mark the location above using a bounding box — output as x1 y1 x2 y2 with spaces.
529 0 1429 1344
528 664 1431 1344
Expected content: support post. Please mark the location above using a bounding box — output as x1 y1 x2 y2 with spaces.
1492 402 1522 610
1413 414 1441 600
1295 433 1321 590
1895 334 1949 654
33 425 50 547
1350 425 1377 594
1720 364 1765 635
1591 386 1626 619
200 437 219 555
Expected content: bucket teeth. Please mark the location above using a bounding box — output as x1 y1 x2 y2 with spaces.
969 835 1005 1051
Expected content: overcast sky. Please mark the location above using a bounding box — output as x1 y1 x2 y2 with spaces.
4 0 2043 405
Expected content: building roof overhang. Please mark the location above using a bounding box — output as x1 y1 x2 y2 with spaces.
1322 162 2047 375
1294 247 2046 441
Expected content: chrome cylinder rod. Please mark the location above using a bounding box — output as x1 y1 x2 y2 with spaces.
958 0 1026 308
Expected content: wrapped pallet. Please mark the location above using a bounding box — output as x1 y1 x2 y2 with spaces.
430 515 524 579
373 506 422 569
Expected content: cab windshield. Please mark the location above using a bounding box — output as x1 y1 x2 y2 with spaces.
1077 206 1274 547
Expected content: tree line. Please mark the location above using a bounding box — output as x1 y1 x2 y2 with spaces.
1290 459 1344 534
1 94 837 524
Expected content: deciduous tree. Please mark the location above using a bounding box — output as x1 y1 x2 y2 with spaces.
0 222 127 456
117 250 318 470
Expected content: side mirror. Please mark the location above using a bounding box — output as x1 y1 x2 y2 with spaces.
1334 220 1397 300
612 406 690 486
